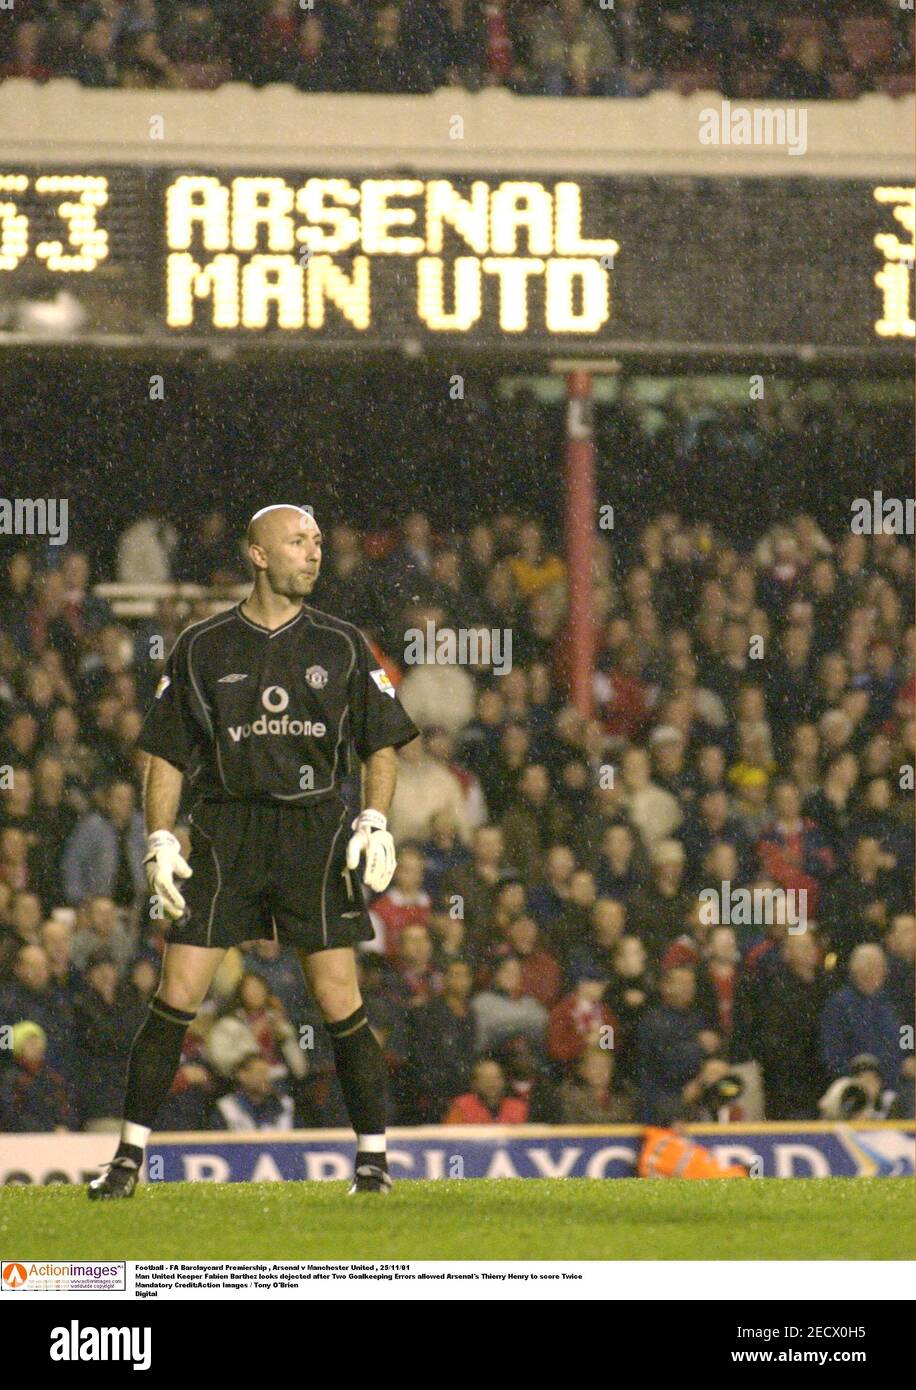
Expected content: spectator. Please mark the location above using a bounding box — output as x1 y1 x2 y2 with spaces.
237 939 310 1024
8 888 42 944
397 640 477 738
680 786 751 887
527 0 618 96
821 943 904 1091
0 711 39 770
500 762 572 886
885 914 915 1029
558 1044 636 1123
387 734 471 846
443 1057 529 1123
477 720 532 821
605 934 653 1082
547 974 618 1069
40 913 79 995
406 958 476 1122
60 780 146 908
75 17 119 87
620 745 683 852
627 838 694 969
591 821 646 902
2 21 51 81
212 1053 296 1131
527 842 576 931
355 2 432 94
471 954 547 1054
804 751 859 866
0 553 34 651
421 808 471 900
424 726 487 831
456 685 504 781
367 845 432 958
636 965 721 1124
0 943 75 1083
0 1022 71 1132
610 0 662 98
41 704 99 792
756 779 836 918
116 512 178 584
440 824 507 945
819 835 903 970
752 932 831 1120
507 519 565 600
546 866 597 964
70 895 135 973
403 0 487 91
427 900 474 971
499 914 562 1008
854 775 912 877
768 34 833 101
212 972 308 1085
388 923 444 1009
72 954 133 1128
564 896 627 986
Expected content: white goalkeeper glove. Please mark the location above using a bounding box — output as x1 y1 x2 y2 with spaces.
144 829 192 921
346 809 396 893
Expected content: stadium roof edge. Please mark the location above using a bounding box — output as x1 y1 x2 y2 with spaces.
0 82 911 179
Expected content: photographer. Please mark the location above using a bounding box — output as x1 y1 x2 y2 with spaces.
818 1054 903 1123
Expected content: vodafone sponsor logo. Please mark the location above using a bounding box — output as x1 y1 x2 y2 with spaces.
227 686 326 744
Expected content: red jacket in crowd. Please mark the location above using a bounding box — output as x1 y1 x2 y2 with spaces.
444 1092 529 1125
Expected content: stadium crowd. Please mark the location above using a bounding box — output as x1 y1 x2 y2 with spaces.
0 496 913 1134
0 0 913 99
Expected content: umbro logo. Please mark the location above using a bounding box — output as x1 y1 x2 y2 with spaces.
218 673 249 683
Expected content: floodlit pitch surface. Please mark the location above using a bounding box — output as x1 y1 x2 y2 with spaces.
1 1179 912 1262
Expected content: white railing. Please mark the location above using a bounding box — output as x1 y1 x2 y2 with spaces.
93 582 248 620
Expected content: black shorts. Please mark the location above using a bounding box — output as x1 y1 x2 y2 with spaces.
169 795 374 954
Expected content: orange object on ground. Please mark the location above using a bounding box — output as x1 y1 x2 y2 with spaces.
638 1127 749 1179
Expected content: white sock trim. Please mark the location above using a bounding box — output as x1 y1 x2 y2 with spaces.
121 1122 151 1150
357 1134 386 1154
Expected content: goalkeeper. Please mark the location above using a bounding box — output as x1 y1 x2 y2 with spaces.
88 504 419 1200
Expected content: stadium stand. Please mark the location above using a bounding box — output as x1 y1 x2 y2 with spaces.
1 379 913 1133
0 0 913 100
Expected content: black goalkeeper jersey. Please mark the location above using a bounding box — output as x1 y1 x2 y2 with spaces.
138 602 420 804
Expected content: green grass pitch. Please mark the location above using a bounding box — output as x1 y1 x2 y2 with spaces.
1 1178 912 1261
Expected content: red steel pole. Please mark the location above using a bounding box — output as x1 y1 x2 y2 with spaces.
564 369 595 720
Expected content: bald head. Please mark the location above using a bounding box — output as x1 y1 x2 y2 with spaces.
244 506 322 602
246 505 317 550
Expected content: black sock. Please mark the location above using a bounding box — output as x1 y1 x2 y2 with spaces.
112 1143 143 1167
356 1149 388 1172
326 1005 388 1142
121 996 196 1133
